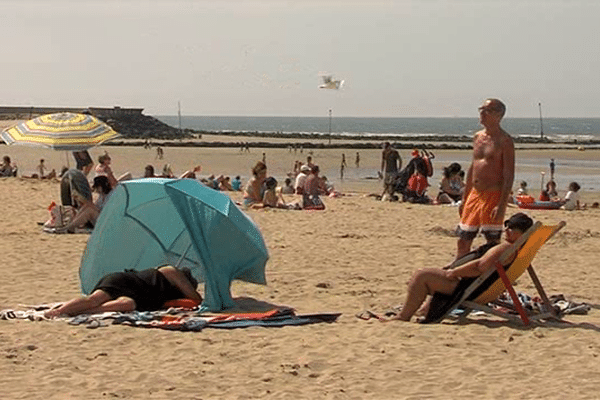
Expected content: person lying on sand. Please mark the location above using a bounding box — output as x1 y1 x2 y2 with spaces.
45 266 201 318
388 213 533 322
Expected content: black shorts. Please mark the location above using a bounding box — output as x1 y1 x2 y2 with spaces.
73 150 93 170
455 226 502 242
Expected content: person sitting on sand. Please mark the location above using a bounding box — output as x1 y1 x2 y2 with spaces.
95 153 118 187
294 164 310 194
243 161 268 207
60 189 100 233
319 175 332 196
0 155 17 177
218 176 234 191
303 165 326 210
389 213 533 322
280 177 295 194
546 180 558 198
54 169 100 233
45 266 202 318
253 176 285 209
95 153 132 188
162 164 175 178
92 176 113 211
143 165 158 178
231 176 242 191
437 163 464 204
561 181 583 211
516 180 528 196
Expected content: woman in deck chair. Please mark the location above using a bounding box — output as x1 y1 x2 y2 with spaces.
390 213 533 322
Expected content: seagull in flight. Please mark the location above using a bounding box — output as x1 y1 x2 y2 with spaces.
319 73 344 90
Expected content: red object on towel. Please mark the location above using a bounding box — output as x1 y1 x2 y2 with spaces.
162 298 201 309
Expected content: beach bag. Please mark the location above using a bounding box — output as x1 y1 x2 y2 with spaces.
407 174 427 196
44 202 74 228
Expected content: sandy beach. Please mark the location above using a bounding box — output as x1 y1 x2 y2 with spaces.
1 142 600 399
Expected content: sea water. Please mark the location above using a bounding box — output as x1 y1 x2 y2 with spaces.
156 116 600 192
157 116 600 141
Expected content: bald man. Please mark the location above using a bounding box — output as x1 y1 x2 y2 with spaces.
455 98 515 260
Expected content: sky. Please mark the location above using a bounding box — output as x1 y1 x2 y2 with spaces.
1 0 599 118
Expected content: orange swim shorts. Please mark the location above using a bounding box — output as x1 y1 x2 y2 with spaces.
457 188 503 241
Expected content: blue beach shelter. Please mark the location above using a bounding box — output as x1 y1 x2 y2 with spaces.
79 178 269 311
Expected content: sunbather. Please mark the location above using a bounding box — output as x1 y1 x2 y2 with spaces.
0 155 17 177
45 266 202 318
390 213 533 322
243 161 267 207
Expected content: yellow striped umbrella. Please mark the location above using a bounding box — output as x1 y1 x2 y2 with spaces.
1 112 121 151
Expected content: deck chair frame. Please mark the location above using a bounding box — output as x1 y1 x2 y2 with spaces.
444 221 566 326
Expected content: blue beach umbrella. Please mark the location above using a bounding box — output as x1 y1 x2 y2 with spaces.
79 178 269 311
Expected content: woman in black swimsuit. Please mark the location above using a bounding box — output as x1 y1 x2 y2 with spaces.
45 266 202 318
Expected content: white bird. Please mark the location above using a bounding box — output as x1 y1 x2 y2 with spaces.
319 74 344 90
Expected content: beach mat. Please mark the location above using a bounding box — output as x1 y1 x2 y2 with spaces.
1 303 341 332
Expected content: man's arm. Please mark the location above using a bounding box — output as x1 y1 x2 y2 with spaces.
158 266 202 302
492 135 515 220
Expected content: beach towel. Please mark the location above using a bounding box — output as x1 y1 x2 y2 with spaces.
1 303 341 332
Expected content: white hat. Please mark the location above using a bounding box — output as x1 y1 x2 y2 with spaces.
301 165 310 172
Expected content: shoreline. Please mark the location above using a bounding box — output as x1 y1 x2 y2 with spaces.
3 118 599 151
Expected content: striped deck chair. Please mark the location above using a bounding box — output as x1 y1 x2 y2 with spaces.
423 221 566 326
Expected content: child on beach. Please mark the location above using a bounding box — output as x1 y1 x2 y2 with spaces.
250 177 299 209
0 155 17 177
231 176 242 191
37 159 46 178
516 180 528 196
546 180 558 197
280 178 295 194
561 182 582 211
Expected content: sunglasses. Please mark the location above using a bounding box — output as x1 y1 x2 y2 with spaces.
478 106 499 114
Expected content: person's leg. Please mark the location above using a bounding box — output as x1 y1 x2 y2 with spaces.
483 230 502 246
63 203 99 232
45 290 112 318
455 189 481 259
395 268 458 321
84 296 136 314
437 193 452 204
456 237 474 260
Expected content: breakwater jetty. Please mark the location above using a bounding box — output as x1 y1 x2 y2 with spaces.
2 106 598 150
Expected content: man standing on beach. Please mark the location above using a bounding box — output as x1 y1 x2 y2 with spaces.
380 142 401 189
455 98 514 260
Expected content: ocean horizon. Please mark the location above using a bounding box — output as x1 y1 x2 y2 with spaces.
156 116 600 141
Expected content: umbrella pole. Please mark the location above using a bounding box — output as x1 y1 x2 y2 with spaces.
175 243 193 268
65 151 70 168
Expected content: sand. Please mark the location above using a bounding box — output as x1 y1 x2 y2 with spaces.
1 143 600 399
